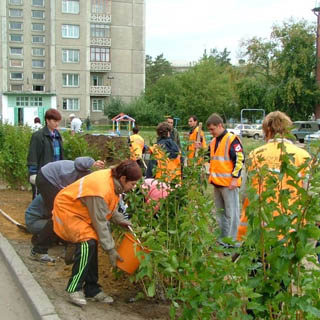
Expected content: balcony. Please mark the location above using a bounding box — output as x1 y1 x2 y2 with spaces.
90 62 111 72
90 85 111 96
90 14 111 23
90 37 111 47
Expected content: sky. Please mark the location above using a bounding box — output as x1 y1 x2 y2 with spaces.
146 0 318 65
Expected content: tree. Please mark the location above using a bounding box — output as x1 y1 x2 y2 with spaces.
145 54 173 87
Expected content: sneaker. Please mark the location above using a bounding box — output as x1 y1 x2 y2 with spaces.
87 291 114 304
64 244 76 265
30 249 55 263
69 291 87 306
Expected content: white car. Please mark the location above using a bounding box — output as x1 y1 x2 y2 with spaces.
305 130 320 144
227 124 253 137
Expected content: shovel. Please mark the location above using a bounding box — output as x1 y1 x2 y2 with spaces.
0 208 29 233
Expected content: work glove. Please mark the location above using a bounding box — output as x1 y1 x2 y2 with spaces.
107 248 123 268
29 174 37 185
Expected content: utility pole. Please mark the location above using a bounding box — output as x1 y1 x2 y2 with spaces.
313 2 320 119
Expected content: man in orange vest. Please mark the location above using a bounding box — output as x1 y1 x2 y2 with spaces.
187 115 207 159
52 160 142 306
206 113 244 245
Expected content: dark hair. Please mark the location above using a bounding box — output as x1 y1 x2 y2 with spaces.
206 113 224 127
167 116 174 121
132 126 139 134
34 117 41 124
45 108 62 122
189 115 198 122
156 122 171 138
111 159 142 181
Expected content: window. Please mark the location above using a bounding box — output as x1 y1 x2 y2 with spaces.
62 98 79 111
9 22 23 30
32 0 44 6
91 0 107 14
10 72 23 80
10 59 23 67
10 47 23 55
32 10 45 19
92 74 103 86
32 23 45 32
32 72 45 80
92 98 104 112
62 0 79 14
90 24 110 38
90 47 110 62
9 0 23 4
62 49 80 63
32 85 44 91
32 35 45 43
32 59 45 68
62 24 79 38
10 84 23 91
9 34 23 42
63 73 79 87
16 96 43 107
9 9 23 17
32 48 45 56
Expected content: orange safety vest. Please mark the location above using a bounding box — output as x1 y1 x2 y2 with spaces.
188 127 207 159
150 144 181 183
53 169 119 243
237 198 249 241
129 134 144 160
209 132 241 187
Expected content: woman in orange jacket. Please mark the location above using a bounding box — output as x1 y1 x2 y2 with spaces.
52 160 142 306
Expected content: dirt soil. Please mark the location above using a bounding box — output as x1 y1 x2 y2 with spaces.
0 189 169 320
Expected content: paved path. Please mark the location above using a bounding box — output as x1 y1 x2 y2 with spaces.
0 257 34 320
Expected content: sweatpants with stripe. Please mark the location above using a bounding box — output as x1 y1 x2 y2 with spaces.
67 239 101 298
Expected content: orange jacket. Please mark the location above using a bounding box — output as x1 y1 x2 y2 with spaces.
150 145 181 183
237 198 249 241
53 169 119 243
129 134 144 160
188 127 207 159
209 132 241 187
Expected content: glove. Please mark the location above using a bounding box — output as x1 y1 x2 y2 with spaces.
107 248 123 268
29 174 37 185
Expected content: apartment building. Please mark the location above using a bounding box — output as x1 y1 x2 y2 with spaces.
0 0 145 126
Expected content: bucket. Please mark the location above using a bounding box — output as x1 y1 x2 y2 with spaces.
116 233 150 274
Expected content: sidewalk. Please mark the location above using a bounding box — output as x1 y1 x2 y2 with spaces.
0 232 61 320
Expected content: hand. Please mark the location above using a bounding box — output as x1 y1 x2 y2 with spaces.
92 160 105 169
229 178 238 190
107 248 123 268
29 174 37 185
118 219 132 229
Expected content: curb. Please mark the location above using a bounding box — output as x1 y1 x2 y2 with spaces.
0 232 61 320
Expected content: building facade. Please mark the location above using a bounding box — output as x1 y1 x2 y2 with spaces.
0 0 145 126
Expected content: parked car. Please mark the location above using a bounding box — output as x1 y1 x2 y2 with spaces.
305 130 320 144
291 121 320 143
242 124 263 140
227 124 252 136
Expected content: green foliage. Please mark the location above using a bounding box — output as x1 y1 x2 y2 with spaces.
104 97 126 119
146 54 173 87
0 123 32 188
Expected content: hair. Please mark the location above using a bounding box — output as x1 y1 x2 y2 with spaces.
45 109 62 122
206 113 224 127
111 159 142 181
262 111 292 138
132 126 139 134
34 117 41 124
156 122 171 138
189 115 198 122
167 116 174 121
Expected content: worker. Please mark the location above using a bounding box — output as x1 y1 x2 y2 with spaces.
167 116 181 150
187 115 207 160
52 160 142 306
129 126 145 169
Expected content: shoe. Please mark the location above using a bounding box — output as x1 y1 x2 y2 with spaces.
87 291 114 304
30 249 55 263
69 291 87 306
64 244 76 265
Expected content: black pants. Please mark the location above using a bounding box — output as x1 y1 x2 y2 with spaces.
66 240 101 297
36 170 60 214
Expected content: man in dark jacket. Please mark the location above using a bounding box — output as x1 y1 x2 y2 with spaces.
167 116 181 150
27 108 64 199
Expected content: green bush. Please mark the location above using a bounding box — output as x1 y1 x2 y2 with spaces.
0 124 32 188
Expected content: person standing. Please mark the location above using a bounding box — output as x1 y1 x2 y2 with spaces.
52 160 142 306
187 115 207 159
32 117 42 131
129 126 145 168
27 108 64 199
167 116 181 150
206 113 244 244
69 113 82 135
